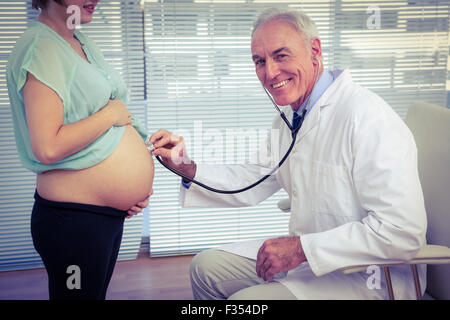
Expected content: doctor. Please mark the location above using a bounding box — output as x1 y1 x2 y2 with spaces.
150 8 427 299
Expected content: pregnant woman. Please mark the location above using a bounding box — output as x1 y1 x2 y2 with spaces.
6 0 154 299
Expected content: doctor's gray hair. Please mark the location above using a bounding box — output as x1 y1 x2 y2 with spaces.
252 8 319 48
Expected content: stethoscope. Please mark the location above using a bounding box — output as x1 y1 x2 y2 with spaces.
149 58 322 194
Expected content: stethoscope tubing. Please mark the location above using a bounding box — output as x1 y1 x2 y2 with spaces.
153 124 300 194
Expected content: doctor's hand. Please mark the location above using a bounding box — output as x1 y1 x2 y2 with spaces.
149 129 197 180
256 236 307 282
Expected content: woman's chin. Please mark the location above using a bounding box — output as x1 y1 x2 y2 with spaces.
80 17 93 24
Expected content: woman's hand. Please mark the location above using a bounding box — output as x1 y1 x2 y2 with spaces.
104 99 132 127
126 189 153 219
23 74 132 164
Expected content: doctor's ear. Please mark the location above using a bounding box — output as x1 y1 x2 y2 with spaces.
309 38 322 62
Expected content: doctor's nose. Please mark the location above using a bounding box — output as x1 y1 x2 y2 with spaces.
264 59 281 81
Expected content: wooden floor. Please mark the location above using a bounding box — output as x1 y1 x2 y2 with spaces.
0 253 195 300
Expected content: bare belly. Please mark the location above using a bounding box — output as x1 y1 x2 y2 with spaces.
36 126 154 210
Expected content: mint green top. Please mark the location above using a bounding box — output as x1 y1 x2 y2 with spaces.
7 21 147 174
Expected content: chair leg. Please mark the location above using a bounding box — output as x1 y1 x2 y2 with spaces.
411 264 422 300
384 266 395 300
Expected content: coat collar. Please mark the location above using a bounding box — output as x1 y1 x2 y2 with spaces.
285 69 352 141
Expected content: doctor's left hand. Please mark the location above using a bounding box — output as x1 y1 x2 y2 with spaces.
256 236 307 282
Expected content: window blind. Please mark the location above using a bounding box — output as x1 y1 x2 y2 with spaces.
0 0 145 271
144 0 449 257
0 1 40 271
330 0 449 119
144 1 295 256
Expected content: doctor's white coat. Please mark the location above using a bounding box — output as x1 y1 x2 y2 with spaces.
180 70 427 299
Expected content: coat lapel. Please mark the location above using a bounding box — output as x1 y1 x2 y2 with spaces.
293 69 350 142
295 102 331 142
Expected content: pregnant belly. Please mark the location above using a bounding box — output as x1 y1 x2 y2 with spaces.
37 126 154 210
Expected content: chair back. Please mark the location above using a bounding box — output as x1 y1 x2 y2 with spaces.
405 101 450 299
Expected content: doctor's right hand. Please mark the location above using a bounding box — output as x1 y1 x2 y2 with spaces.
149 129 197 180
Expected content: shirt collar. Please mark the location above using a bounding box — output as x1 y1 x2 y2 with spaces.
292 69 334 115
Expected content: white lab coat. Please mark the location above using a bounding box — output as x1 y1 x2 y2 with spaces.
180 69 427 299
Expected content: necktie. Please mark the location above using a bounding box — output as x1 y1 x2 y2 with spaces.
292 108 307 138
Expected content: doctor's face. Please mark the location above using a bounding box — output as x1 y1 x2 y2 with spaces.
251 20 321 110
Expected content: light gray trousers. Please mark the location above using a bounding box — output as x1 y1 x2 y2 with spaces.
189 249 296 300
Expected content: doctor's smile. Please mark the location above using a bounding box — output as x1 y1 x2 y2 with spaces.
272 79 291 89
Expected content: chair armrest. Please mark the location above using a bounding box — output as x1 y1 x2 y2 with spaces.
340 244 450 275
410 244 450 263
277 198 291 213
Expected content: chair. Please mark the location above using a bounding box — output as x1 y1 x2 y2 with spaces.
277 101 450 300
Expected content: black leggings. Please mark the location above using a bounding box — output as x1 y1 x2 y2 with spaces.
31 191 126 300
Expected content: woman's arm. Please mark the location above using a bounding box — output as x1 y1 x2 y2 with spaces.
23 72 132 165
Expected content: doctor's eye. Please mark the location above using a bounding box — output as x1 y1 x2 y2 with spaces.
254 59 265 67
275 54 288 61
